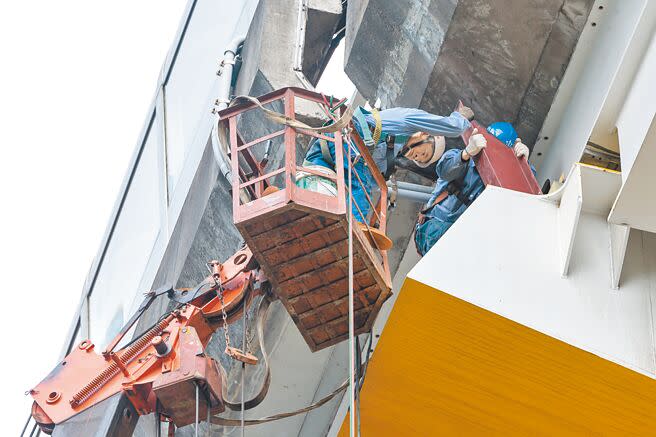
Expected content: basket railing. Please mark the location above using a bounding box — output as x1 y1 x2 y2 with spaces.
217 87 391 284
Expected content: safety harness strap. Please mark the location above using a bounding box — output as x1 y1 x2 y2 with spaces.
446 179 473 207
419 177 472 218
371 108 382 145
352 107 375 148
319 139 335 167
384 135 396 179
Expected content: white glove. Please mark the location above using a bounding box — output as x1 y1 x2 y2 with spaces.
514 139 529 159
465 128 487 157
456 101 474 121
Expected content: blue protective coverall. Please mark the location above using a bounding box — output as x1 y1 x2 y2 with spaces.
414 149 485 255
303 107 471 222
414 130 534 255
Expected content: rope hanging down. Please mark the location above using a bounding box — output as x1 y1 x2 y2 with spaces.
211 380 348 427
221 294 272 411
347 126 357 437
211 287 373 428
212 292 355 427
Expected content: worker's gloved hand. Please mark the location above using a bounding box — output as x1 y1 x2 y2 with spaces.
456 101 475 121
513 139 529 159
465 128 487 156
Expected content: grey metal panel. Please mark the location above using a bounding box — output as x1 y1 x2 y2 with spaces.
87 123 163 347
59 106 159 359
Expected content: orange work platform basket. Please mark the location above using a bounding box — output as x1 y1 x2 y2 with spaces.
217 87 392 351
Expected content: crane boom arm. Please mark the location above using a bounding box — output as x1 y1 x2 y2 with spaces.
29 246 267 435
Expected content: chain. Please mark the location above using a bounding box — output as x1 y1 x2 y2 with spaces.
208 261 232 349
217 282 231 348
206 260 257 354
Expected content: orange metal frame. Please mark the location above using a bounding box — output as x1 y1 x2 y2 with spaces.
30 247 262 433
218 86 391 282
220 88 346 223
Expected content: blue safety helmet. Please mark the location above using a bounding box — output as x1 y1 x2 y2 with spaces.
486 122 517 148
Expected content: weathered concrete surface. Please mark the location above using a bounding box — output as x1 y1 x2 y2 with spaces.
345 0 457 108
514 0 594 145
235 0 320 125
236 0 344 124
303 0 345 85
345 0 594 147
236 0 304 90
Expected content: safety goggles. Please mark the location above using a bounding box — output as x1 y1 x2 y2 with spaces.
401 133 435 158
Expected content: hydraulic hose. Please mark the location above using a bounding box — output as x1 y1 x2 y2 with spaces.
212 36 246 184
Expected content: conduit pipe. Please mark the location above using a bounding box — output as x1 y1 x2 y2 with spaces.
386 180 433 203
395 188 431 203
387 180 433 194
212 36 246 184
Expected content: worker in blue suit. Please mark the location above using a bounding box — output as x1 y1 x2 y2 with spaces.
412 122 530 256
302 103 477 227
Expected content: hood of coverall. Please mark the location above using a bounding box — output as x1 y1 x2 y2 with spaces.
414 135 446 168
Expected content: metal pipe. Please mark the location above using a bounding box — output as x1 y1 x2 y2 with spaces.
241 302 246 436
195 383 199 437
20 415 32 436
211 35 246 184
347 139 356 437
395 188 431 203
292 0 314 89
386 180 433 194
206 397 211 437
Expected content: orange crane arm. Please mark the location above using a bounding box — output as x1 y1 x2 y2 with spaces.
30 246 267 435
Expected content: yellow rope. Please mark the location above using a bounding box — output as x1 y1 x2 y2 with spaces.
371 108 382 145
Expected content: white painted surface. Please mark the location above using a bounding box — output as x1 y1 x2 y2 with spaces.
590 1 656 150
529 0 607 172
609 117 656 233
609 223 631 289
606 20 656 234
578 164 622 215
556 165 582 277
616 30 656 182
535 0 648 181
548 164 621 277
409 184 656 376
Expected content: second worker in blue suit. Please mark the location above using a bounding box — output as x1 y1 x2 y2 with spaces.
411 122 531 256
